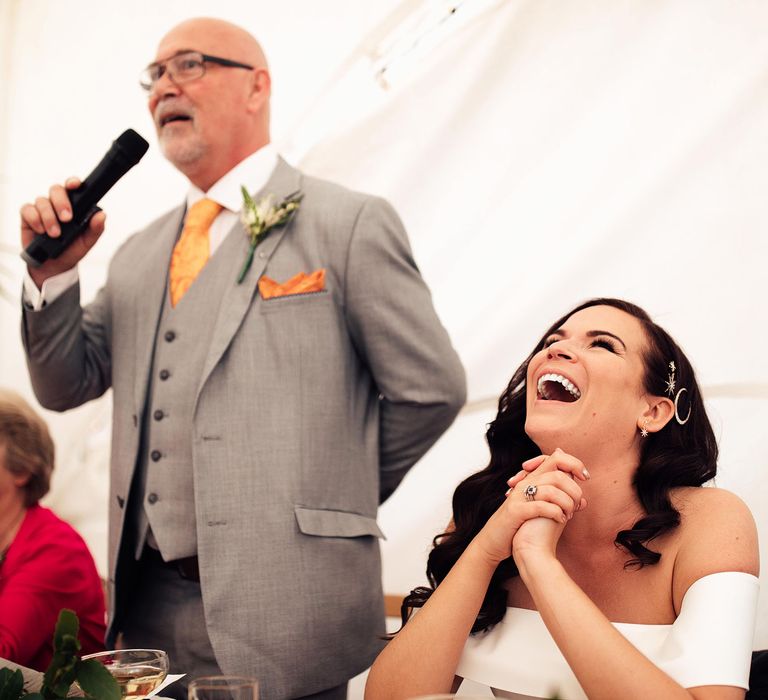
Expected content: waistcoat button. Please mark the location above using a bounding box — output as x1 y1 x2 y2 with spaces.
159 369 170 381
147 493 159 505
150 450 162 462
164 330 176 342
153 409 164 421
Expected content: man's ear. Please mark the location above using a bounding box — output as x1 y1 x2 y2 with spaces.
247 68 271 110
638 395 675 434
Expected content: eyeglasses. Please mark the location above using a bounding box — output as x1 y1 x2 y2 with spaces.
140 50 254 91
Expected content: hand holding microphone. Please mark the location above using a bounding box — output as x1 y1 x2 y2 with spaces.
20 129 149 288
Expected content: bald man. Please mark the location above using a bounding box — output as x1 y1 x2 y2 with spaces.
20 17 465 700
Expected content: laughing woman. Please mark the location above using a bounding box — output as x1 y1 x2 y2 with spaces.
366 298 759 700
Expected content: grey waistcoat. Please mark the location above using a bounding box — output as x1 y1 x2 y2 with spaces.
130 225 240 561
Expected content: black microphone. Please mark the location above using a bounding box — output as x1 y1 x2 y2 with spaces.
22 129 150 267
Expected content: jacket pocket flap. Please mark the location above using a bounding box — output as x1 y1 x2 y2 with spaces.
295 506 385 539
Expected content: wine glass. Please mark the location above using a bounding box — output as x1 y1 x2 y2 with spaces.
188 676 258 700
81 649 169 698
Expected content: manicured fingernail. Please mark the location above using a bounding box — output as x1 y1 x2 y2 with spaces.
60 207 72 221
50 225 60 237
561 514 568 523
582 468 590 479
505 488 512 497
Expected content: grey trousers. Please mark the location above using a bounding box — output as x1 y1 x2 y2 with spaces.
118 551 349 700
120 552 221 700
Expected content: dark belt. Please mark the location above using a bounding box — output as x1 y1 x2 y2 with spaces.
174 555 200 582
142 545 200 582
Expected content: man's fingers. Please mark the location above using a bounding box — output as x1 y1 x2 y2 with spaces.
21 178 84 243
48 184 74 223
86 209 106 232
20 203 45 235
33 196 61 237
82 211 107 247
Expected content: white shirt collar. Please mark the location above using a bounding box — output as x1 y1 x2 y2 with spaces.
186 144 279 212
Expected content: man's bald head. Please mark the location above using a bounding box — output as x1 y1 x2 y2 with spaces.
148 17 272 191
157 18 268 72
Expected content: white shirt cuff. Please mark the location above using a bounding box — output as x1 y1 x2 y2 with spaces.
23 267 79 311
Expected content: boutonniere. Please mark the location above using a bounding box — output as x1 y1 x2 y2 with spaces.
237 187 303 283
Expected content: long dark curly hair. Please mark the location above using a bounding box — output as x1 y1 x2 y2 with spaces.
402 298 717 634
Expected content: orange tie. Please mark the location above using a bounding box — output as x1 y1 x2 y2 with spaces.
169 198 223 307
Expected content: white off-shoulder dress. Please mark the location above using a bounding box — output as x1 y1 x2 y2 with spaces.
456 572 759 699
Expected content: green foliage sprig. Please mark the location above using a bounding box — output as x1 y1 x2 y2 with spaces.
0 610 120 700
0 667 25 700
237 187 303 283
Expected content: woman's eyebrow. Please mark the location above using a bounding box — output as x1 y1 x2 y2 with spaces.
586 329 627 350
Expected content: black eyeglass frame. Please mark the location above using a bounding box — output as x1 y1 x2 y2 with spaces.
140 51 255 91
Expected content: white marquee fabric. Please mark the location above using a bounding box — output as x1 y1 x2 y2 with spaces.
1 0 766 653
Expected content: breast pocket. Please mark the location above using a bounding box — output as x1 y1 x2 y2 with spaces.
259 289 330 314
294 506 385 539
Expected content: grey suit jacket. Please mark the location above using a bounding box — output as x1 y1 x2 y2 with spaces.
22 159 466 698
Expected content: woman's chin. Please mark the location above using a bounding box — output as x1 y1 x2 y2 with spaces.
525 422 578 456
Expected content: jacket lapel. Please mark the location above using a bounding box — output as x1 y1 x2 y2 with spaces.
195 158 303 405
133 205 185 413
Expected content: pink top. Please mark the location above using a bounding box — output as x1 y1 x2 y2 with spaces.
0 504 106 670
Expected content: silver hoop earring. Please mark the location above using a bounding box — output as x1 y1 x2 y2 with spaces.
674 387 691 425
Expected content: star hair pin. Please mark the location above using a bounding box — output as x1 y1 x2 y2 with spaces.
665 361 676 396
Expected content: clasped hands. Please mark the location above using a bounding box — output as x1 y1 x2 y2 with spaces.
471 449 590 567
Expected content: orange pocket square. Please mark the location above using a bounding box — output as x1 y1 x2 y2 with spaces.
259 269 326 300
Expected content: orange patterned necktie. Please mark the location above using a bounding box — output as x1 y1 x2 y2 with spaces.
169 198 223 307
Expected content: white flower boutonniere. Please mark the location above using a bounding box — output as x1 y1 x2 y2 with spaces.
237 186 303 283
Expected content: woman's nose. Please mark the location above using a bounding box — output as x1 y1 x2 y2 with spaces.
547 342 575 361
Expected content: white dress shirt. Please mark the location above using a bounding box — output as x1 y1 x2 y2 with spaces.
23 144 279 310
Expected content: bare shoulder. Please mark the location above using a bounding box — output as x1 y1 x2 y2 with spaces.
672 485 755 525
671 486 759 608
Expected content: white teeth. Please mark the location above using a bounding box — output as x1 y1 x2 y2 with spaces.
537 373 581 400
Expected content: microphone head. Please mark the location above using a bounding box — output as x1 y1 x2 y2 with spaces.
115 129 150 165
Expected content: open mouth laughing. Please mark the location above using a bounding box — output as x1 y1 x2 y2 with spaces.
536 373 581 403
